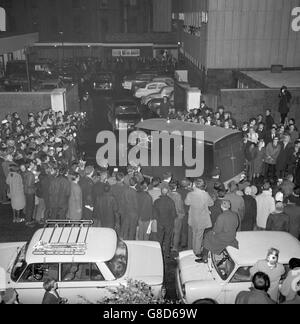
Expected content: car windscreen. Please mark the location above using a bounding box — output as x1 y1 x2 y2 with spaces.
11 243 28 282
105 239 128 279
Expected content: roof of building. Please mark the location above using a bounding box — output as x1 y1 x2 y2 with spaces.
228 232 300 266
241 70 300 89
135 119 241 144
26 227 117 264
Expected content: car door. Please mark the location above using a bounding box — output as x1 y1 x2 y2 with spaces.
58 262 116 304
16 263 59 304
222 266 252 304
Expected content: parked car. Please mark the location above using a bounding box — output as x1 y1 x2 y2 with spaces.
91 72 115 92
0 220 164 304
176 231 300 304
108 99 143 132
152 77 174 87
141 86 174 106
122 72 158 91
36 79 66 92
134 81 168 99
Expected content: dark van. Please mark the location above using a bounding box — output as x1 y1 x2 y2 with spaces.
133 119 245 183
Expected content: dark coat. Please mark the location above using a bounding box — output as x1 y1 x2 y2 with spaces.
137 191 153 222
276 143 293 172
235 288 276 304
79 176 94 220
92 181 106 207
49 176 71 208
22 170 35 195
266 212 289 232
203 210 239 254
93 191 118 229
284 204 300 239
123 186 138 220
279 90 292 114
209 199 223 228
42 292 60 304
153 195 177 227
37 174 54 209
265 115 275 131
79 176 94 207
241 195 257 231
111 182 127 216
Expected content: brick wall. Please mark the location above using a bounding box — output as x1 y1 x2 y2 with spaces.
0 92 51 121
219 89 300 126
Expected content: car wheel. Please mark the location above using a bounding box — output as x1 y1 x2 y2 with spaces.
193 299 218 305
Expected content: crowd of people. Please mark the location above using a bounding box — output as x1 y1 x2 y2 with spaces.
0 76 299 304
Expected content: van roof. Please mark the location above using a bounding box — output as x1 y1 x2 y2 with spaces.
228 232 300 266
26 227 117 264
135 119 241 144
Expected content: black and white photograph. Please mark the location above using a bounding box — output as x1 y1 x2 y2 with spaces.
0 0 300 311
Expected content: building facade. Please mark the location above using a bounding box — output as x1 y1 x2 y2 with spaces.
173 0 300 93
0 0 172 42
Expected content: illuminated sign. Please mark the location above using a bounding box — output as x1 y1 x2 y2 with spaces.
291 7 300 32
112 49 140 57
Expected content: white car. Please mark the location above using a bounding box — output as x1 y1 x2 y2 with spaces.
0 220 164 304
152 77 174 87
176 231 300 304
141 86 174 106
134 82 168 99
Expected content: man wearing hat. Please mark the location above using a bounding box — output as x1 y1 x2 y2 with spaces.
197 199 239 264
185 178 214 257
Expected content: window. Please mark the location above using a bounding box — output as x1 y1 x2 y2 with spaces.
11 244 28 282
231 267 252 283
106 239 128 279
148 84 157 90
212 251 235 281
61 263 104 282
19 263 59 282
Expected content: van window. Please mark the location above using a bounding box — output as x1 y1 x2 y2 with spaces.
61 263 104 282
106 239 128 279
19 263 59 282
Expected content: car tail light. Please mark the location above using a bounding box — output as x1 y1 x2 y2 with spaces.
115 119 119 127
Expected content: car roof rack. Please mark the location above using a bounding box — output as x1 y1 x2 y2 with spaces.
33 220 94 256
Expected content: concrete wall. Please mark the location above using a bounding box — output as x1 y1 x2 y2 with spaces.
0 92 51 121
0 85 79 121
66 85 80 113
219 88 300 126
